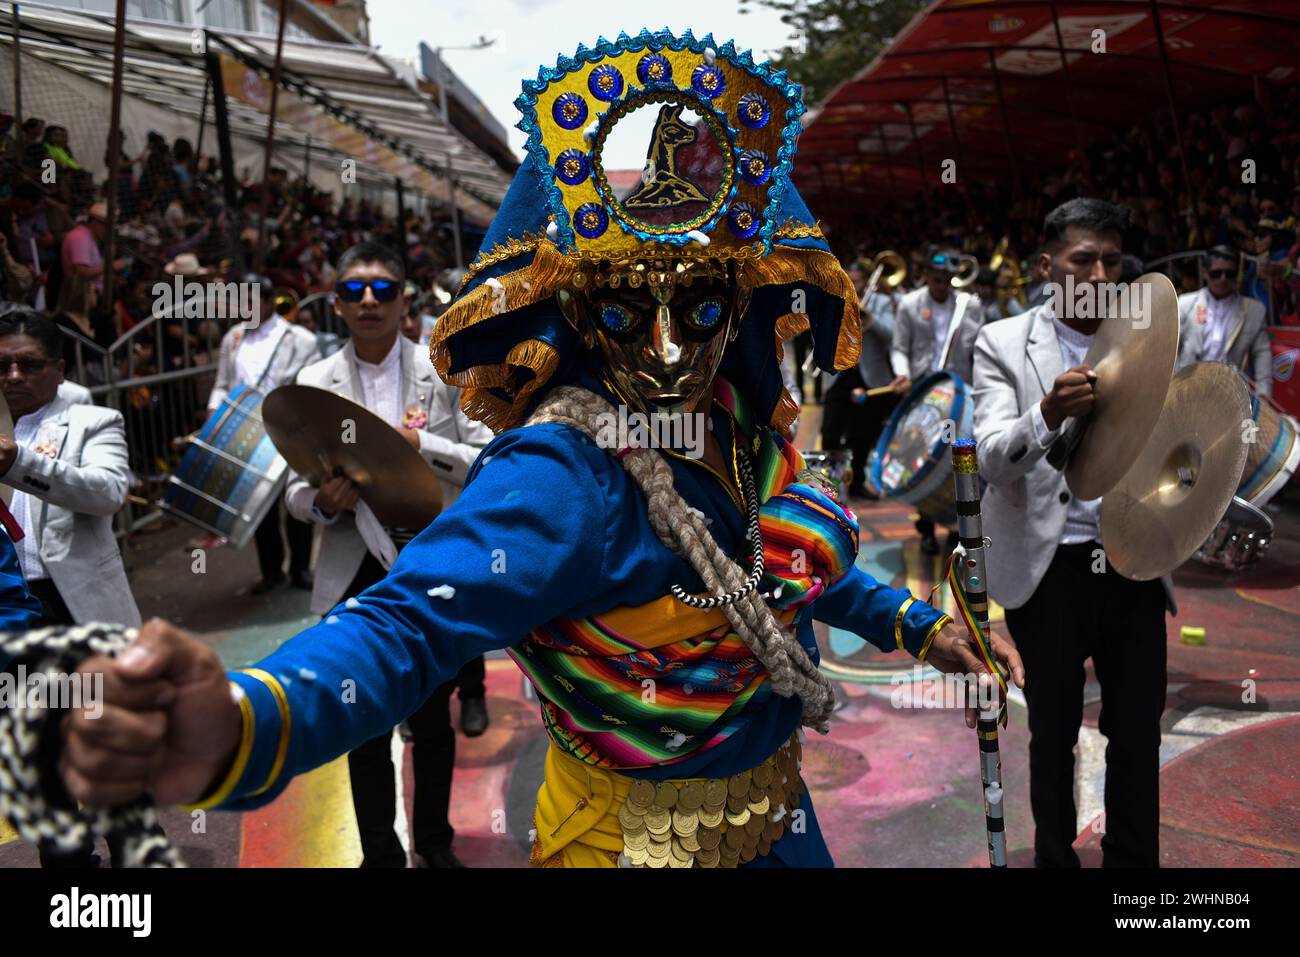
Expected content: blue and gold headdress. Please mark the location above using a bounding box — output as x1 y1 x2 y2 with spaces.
431 29 860 434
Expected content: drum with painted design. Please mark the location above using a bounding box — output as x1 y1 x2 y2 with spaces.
870 371 974 524
160 384 287 547
1239 387 1300 506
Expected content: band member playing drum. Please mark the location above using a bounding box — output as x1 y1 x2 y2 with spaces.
206 273 320 594
890 247 983 551
1176 245 1273 396
973 198 1173 868
284 242 493 866
820 260 908 499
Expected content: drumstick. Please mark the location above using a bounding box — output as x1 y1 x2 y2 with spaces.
864 385 896 397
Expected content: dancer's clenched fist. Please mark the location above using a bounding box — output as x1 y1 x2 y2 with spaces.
61 618 242 808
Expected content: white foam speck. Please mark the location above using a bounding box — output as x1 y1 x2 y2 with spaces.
345 597 360 609
298 668 317 681
326 615 339 624
427 585 456 600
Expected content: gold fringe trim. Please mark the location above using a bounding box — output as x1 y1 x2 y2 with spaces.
773 218 825 241
739 246 860 373
459 229 548 294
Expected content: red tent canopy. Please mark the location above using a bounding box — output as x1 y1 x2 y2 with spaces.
796 1 1300 206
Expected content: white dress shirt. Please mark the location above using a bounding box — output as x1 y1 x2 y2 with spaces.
1199 291 1240 363
356 337 403 428
234 315 289 389
1029 314 1103 544
9 402 52 580
927 291 955 373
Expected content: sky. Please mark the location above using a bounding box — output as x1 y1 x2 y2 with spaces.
363 0 800 168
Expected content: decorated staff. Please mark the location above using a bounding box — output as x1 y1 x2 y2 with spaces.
949 437 1009 868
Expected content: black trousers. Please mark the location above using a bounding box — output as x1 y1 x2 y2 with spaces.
342 554 479 866
819 368 897 491
253 498 312 581
1004 542 1167 868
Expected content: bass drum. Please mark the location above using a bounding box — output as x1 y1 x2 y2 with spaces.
870 371 974 524
161 384 287 547
1239 385 1300 506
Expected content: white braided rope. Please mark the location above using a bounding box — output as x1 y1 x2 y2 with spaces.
0 623 184 867
528 386 836 730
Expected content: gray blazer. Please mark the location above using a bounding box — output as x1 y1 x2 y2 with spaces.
1176 289 1273 397
890 286 983 384
820 291 899 394
207 320 320 411
972 304 1175 612
283 336 493 614
2 393 141 626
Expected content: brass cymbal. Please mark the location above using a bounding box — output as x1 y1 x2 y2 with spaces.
0 393 11 507
262 385 442 530
1100 362 1250 581
1065 272 1180 500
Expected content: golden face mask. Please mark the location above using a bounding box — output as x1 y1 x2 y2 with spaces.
560 259 741 414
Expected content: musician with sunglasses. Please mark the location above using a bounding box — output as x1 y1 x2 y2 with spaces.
1176 245 1273 397
207 273 320 593
285 241 493 867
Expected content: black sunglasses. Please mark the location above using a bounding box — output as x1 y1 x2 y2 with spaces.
1207 269 1238 279
334 279 401 303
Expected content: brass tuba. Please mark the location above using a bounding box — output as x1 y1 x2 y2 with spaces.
272 288 300 323
801 251 907 377
989 237 1027 312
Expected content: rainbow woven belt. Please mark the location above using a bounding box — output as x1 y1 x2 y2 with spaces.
508 379 860 769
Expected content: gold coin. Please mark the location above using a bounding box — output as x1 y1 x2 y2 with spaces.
626 846 649 866
744 814 765 838
678 781 705 812
646 839 671 859
647 823 672 840
739 843 757 864
726 793 749 814
696 847 720 868
698 808 724 828
672 810 699 836
629 780 656 808
667 851 691 868
764 819 782 842
679 831 701 853
696 827 722 851
670 839 692 863
724 808 751 828
727 770 752 797
624 830 650 851
654 782 679 810
757 836 772 857
703 779 728 806
748 795 770 816
645 852 669 869
748 781 764 803
618 803 645 831
644 808 671 832
753 764 774 788
723 826 744 850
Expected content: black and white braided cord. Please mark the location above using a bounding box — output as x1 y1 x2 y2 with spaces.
669 446 766 610
0 623 184 867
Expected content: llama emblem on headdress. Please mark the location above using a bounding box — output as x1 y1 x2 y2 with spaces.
623 105 710 211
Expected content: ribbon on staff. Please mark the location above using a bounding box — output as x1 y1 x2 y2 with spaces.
930 549 1008 727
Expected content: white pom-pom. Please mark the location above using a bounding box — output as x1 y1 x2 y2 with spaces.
545 221 558 241
326 615 339 624
666 732 687 750
485 277 503 291
686 229 710 246
345 597 360 609
704 47 717 64
427 584 456 600
583 119 599 141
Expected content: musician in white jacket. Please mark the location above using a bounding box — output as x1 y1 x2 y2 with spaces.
282 242 492 868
